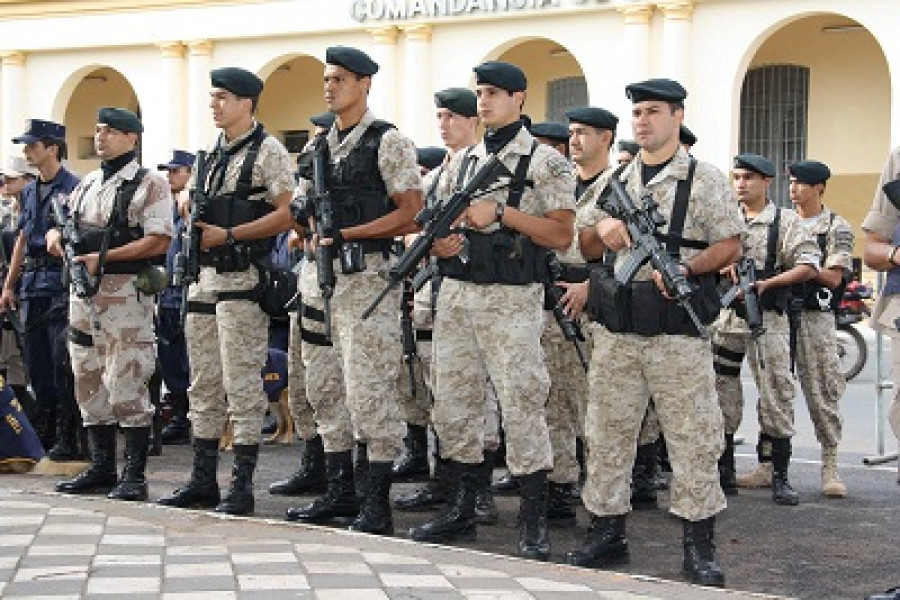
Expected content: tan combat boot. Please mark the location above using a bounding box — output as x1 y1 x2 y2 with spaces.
735 461 773 488
822 446 846 498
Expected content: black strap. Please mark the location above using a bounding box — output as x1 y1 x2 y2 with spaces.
300 327 332 346
664 157 698 255
300 302 326 323
425 166 444 210
713 344 745 363
415 329 433 342
68 327 93 347
764 207 781 274
815 213 835 258
186 300 216 315
109 168 148 228
209 124 267 198
505 141 537 210
217 289 258 302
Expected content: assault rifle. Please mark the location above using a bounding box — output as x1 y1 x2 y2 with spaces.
50 194 100 328
172 150 209 326
603 174 708 338
720 256 766 368
361 154 510 320
546 254 589 372
309 138 336 342
400 279 418 397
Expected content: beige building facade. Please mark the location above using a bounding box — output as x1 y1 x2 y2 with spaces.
0 0 895 253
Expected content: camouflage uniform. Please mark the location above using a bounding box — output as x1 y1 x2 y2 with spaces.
185 126 295 445
713 203 820 438
794 207 852 448
577 147 744 521
67 161 173 428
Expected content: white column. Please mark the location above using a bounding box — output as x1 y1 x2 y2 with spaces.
658 0 693 86
618 5 653 83
367 26 399 124
1 52 26 165
186 40 214 151
152 42 186 161
400 24 432 145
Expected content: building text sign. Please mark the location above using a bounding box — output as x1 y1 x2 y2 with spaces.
350 0 607 22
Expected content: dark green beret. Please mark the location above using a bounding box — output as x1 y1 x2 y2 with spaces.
788 160 831 185
733 153 775 178
565 107 619 131
473 61 527 92
618 140 640 155
310 112 335 129
434 87 477 118
531 122 569 143
210 67 263 98
416 146 447 171
679 124 697 146
97 107 143 134
326 46 379 77
625 78 687 103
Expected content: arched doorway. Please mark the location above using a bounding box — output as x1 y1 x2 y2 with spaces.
258 55 327 159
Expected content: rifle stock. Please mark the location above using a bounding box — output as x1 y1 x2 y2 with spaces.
311 138 336 341
545 255 588 372
721 256 766 368
51 194 101 328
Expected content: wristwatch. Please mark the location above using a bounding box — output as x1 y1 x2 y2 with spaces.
226 228 236 246
495 201 505 224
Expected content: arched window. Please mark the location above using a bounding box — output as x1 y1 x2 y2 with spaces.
547 76 587 123
739 64 810 206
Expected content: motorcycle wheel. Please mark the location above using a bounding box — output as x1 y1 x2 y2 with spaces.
835 323 867 381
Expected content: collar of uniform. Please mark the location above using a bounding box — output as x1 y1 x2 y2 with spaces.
97 158 139 188
743 200 778 225
804 205 832 232
219 119 260 151
327 109 376 155
625 145 691 187
577 164 614 207
497 125 534 160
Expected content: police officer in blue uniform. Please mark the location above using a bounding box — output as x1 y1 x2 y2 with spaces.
0 119 81 459
154 149 194 445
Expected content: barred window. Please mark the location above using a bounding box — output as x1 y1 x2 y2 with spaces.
739 64 810 207
547 76 587 123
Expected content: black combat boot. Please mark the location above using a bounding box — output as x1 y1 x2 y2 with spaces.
719 434 738 496
354 442 369 500
474 450 499 525
631 442 658 510
409 460 478 543
517 470 551 561
55 424 118 494
46 399 84 462
269 435 326 495
349 461 394 535
574 437 586 500
392 424 430 482
160 391 191 445
771 437 800 506
682 517 725 587
157 438 220 508
491 471 519 495
108 426 150 501
215 444 258 515
286 451 361 523
547 482 576 527
565 514 629 568
394 456 448 511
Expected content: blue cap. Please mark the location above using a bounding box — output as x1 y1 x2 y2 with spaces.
98 107 143 134
530 122 569 143
788 160 831 185
261 348 288 401
12 118 66 144
157 149 196 171
326 46 379 77
474 61 527 92
733 153 775 178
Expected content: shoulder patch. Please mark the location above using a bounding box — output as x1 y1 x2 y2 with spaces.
547 154 571 178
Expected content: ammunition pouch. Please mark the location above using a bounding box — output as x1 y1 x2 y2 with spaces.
198 192 275 273
438 230 548 285
587 270 720 337
255 263 298 320
74 222 163 275
791 281 843 312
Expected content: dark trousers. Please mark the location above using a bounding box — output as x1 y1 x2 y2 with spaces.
156 306 190 394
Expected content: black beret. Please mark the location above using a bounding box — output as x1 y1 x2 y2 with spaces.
310 111 335 129
473 61 527 92
733 153 775 178
326 46 379 77
416 146 447 171
625 78 688 103
157 149 196 171
531 122 569 143
12 118 66 144
679 124 697 146
618 140 640 155
434 87 478 118
565 107 619 131
97 107 143 134
788 160 831 185
210 67 263 98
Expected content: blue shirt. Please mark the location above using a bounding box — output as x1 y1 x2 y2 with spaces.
17 166 80 299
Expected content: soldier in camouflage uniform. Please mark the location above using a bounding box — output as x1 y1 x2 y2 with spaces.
409 61 575 561
50 108 173 502
790 161 852 498
566 79 744 587
158 68 295 515
284 46 423 536
714 154 819 506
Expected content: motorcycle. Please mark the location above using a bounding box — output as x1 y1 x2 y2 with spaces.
835 279 872 381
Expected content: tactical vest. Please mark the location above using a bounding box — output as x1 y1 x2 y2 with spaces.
791 212 845 311
75 168 164 275
199 124 275 272
438 142 549 286
753 207 790 313
323 120 395 255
